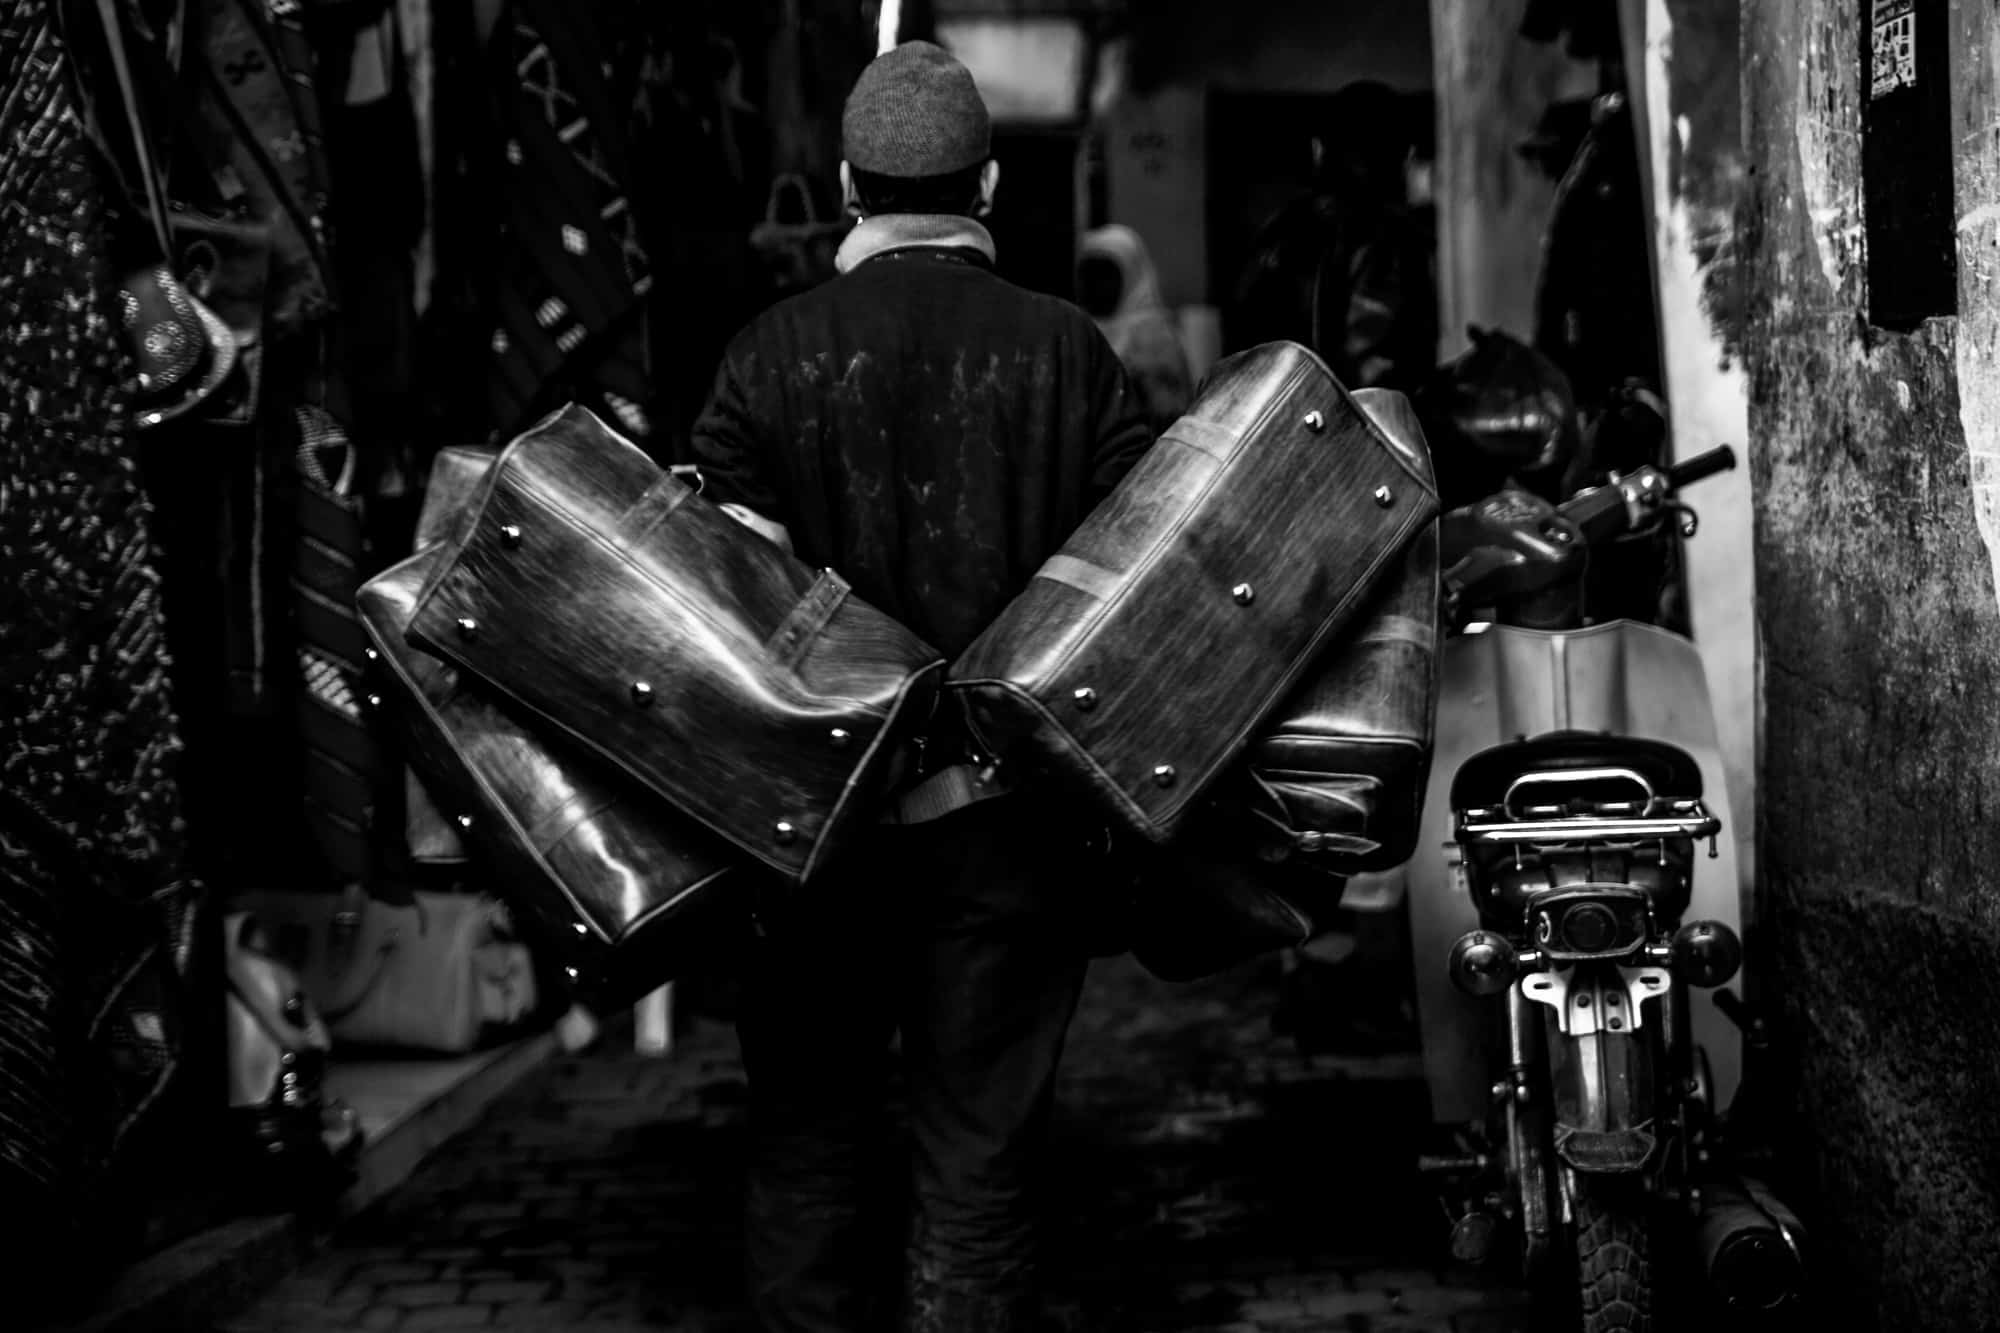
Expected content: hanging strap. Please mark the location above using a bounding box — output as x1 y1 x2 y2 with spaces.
882 762 1016 825
92 0 174 259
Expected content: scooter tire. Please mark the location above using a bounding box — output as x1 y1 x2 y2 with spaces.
1573 1184 1654 1333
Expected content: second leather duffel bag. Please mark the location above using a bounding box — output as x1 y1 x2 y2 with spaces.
404 404 946 887
1219 387 1443 875
948 342 1439 845
361 536 741 1007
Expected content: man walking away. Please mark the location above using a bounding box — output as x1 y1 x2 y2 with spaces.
687 40 1155 1333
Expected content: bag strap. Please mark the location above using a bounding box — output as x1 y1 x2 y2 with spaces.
882 762 1015 825
92 0 174 259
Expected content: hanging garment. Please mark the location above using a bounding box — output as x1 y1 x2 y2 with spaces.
292 406 392 885
191 0 336 337
480 0 655 442
0 0 202 1308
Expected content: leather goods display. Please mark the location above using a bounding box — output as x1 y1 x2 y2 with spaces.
949 341 1439 846
750 172 849 299
223 911 362 1204
359 534 742 1007
232 887 540 1054
1223 387 1442 875
294 407 391 885
404 404 946 887
73 0 275 428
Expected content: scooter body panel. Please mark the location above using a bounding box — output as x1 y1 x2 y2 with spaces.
1409 618 1744 1123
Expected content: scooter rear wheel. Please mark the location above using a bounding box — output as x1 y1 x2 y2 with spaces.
1573 1182 1654 1332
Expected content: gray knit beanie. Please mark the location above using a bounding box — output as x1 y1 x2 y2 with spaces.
841 41 992 178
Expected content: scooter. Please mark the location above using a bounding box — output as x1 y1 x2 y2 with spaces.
1404 445 1807 1329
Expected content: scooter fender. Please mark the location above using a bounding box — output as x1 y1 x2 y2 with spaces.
1407 620 1746 1125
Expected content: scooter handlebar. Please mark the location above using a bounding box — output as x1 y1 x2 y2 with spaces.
1666 444 1737 491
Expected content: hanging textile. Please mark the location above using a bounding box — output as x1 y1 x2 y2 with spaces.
192 0 336 339
480 0 655 442
0 0 203 1311
292 406 391 886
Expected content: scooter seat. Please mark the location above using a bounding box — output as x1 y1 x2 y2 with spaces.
1449 731 1703 812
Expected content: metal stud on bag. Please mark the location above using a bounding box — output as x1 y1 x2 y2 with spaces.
1303 410 1325 433
1232 583 1255 606
774 821 798 846
1153 764 1177 788
830 728 853 749
456 617 478 638
630 681 655 707
500 523 523 548
456 813 474 831
1374 485 1396 508
1073 686 1098 711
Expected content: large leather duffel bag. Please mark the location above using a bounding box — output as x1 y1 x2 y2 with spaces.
948 342 1439 845
360 536 741 1007
1222 388 1442 875
401 445 494 866
1128 389 1442 981
403 404 945 887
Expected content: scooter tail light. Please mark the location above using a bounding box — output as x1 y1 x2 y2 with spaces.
1449 930 1520 997
1672 919 1743 988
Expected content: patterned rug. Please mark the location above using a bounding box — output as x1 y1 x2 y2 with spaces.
0 0 204 1306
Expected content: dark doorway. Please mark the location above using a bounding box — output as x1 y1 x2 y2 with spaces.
986 127 1082 298
1207 91 1327 316
1206 86 1435 339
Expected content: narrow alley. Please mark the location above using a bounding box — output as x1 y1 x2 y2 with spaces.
214 956 1529 1333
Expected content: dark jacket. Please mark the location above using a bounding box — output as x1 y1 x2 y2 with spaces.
688 227 1154 656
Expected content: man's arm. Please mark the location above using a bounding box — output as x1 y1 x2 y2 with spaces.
687 347 794 553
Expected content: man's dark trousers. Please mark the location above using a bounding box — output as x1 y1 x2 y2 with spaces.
737 795 1090 1332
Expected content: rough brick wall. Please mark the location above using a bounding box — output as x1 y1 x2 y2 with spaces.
1745 1 2000 1327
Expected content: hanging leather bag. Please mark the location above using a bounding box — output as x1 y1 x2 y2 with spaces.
67 0 274 428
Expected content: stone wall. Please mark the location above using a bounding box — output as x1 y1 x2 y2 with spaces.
1746 0 2000 1326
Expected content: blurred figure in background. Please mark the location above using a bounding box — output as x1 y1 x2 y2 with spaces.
1076 224 1193 432
1226 80 1433 393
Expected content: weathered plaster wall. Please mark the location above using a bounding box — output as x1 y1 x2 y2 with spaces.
1429 0 1597 358
1747 1 2000 1326
1618 0 1758 907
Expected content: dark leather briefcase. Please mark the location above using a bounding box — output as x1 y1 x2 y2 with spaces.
360 452 742 1005
404 405 946 887
948 342 1439 845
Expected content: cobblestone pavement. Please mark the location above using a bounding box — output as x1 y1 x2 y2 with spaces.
218 954 1530 1333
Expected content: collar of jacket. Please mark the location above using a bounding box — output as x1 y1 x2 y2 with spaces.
835 214 998 275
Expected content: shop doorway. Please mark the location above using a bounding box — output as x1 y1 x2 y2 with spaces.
985 126 1083 298
1205 87 1435 355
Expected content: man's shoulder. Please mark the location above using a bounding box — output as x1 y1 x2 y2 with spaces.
759 258 1107 345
